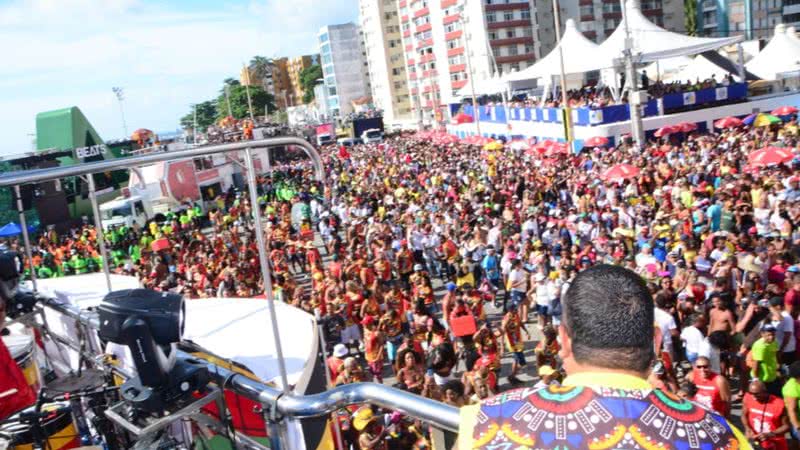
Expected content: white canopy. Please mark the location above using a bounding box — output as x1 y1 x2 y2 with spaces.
594 0 742 66
667 54 740 83
641 56 693 80
746 24 800 80
507 19 601 82
454 75 507 98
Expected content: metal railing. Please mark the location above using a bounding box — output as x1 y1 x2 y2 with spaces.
0 137 460 448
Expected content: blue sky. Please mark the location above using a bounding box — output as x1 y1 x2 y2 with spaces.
0 0 358 155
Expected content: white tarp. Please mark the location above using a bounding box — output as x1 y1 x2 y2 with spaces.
595 0 742 66
506 19 602 81
746 24 800 80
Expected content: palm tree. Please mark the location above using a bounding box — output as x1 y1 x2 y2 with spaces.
249 56 274 91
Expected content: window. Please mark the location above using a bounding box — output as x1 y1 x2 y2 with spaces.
488 31 498 39
507 45 518 56
602 3 621 13
320 32 329 42
394 81 404 89
580 21 596 32
580 5 593 16
510 63 520 71
450 72 464 81
604 18 619 30
503 11 514 21
448 54 465 65
505 29 515 38
486 12 496 22
522 27 533 36
328 86 337 96
641 0 662 10
521 9 530 19
524 43 534 54
444 22 460 32
447 38 462 49
392 67 402 76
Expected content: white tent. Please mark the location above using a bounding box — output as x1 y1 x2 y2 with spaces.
506 19 602 81
594 0 742 66
641 56 693 81
668 54 740 83
454 75 508 98
746 24 800 80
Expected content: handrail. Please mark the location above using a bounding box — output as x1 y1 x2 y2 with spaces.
0 137 324 187
40 295 461 433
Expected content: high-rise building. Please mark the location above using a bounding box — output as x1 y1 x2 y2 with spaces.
397 0 555 126
270 58 292 110
572 0 685 43
287 55 320 106
319 23 373 117
693 0 782 39
360 0 414 128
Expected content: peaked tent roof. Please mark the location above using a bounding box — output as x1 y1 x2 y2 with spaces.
506 19 601 81
454 76 508 98
595 0 742 66
745 24 800 80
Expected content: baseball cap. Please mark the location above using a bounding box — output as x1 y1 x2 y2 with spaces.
769 296 784 307
761 323 777 333
538 365 555 377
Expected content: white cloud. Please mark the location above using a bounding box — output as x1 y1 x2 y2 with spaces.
0 0 357 155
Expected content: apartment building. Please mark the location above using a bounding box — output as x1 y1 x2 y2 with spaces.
319 23 373 117
573 0 685 42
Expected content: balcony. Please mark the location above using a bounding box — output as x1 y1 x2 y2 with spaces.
581 14 595 21
403 30 411 38
419 53 436 63
406 44 413 52
399 0 407 6
449 63 466 73
443 13 461 25
452 79 468 89
416 23 432 33
489 36 534 47
445 30 463 41
441 0 457 7
413 7 429 18
447 46 464 56
487 19 530 30
401 15 409 23
494 53 535 64
416 38 434 49
407 58 415 65
485 3 529 11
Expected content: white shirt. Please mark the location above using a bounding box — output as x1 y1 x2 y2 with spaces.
698 338 721 373
654 308 677 353
535 282 552 307
509 268 527 293
776 311 795 352
681 326 705 355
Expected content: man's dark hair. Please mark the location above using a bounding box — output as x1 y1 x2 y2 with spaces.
563 264 654 373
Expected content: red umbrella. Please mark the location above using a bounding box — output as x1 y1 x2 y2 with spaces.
771 106 798 116
603 164 641 181
676 122 698 133
748 146 795 167
584 136 609 147
547 142 569 156
533 139 554 154
714 116 743 129
654 125 676 137
453 112 474 124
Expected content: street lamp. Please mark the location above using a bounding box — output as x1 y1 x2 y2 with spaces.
112 87 129 138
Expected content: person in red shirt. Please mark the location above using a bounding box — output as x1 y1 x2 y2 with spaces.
742 380 790 450
327 343 348 385
691 356 731 417
362 316 385 384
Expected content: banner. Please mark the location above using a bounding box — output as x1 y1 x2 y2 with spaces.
715 87 728 101
682 92 696 106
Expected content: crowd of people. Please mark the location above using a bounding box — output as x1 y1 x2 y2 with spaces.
7 109 800 448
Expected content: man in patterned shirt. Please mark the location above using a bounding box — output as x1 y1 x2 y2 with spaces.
458 265 750 449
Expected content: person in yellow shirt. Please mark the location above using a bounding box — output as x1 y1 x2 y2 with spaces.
458 265 751 449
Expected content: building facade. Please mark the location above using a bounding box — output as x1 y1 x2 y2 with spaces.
319 23 373 117
694 0 783 39
360 0 414 128
287 55 320 107
574 0 684 42
396 0 555 126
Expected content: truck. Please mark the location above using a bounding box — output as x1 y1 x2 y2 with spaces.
98 149 271 230
346 117 384 140
316 123 335 146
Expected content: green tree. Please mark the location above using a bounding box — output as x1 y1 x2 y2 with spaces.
299 64 323 104
180 100 218 132
249 56 273 90
216 83 275 121
684 0 697 36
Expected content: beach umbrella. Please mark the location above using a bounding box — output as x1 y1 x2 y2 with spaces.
748 146 795 166
742 113 758 125
676 122 698 133
533 139 553 154
771 106 798 116
753 113 782 127
603 164 641 181
714 116 743 129
584 136 609 147
654 125 677 137
547 142 569 156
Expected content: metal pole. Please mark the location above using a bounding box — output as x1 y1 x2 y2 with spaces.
621 0 645 148
315 312 344 450
243 148 290 393
244 65 256 123
86 175 113 292
462 18 482 136
193 104 198 145
225 85 233 118
552 0 574 152
14 185 37 291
